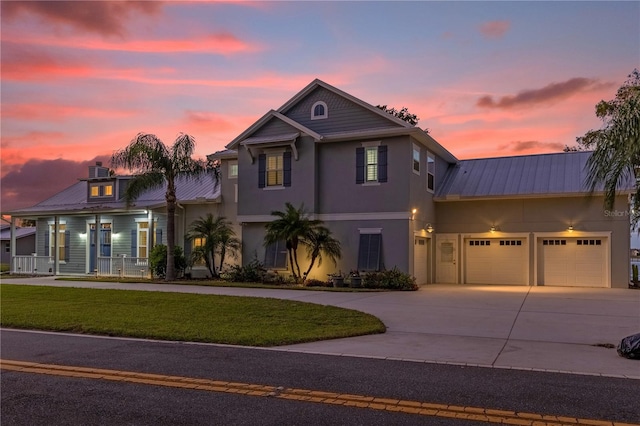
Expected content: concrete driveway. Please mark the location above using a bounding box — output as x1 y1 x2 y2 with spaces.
2 277 639 378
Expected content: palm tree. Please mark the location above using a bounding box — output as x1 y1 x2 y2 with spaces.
187 214 240 277
264 203 322 282
579 69 640 223
111 133 207 281
302 226 342 279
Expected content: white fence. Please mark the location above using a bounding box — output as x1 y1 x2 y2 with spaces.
12 256 55 275
11 255 150 279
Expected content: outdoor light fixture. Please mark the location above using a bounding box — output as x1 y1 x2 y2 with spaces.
567 226 574 233
490 226 496 233
426 224 434 233
411 208 417 220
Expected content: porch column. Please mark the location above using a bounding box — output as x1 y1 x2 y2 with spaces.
94 214 100 275
9 217 16 273
149 210 155 250
54 215 59 275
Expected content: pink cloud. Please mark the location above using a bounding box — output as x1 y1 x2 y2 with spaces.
3 103 139 122
1 1 162 37
477 78 613 109
479 20 511 39
5 32 261 55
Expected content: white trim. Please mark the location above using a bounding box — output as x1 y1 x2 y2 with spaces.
228 161 238 179
360 140 381 148
358 228 382 234
412 143 421 176
262 186 285 191
311 101 328 120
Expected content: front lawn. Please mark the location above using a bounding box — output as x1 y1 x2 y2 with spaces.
0 284 385 346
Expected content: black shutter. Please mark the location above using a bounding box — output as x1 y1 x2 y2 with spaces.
258 154 266 188
265 242 276 268
356 147 364 184
156 229 163 246
357 233 382 271
44 232 50 256
64 230 70 261
131 229 137 257
378 145 388 183
184 236 191 260
283 151 292 187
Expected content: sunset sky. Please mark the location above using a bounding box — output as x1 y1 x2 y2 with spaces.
1 1 638 214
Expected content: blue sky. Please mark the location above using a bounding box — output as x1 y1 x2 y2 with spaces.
1 1 638 215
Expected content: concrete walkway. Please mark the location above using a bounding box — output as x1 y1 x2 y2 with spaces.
3 276 639 379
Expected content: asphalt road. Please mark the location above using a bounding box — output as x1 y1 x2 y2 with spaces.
2 330 639 426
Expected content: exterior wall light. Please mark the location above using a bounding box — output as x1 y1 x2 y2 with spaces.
426 224 434 233
567 226 574 233
490 226 497 233
411 208 417 220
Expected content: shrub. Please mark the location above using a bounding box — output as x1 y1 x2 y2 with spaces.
149 245 187 279
223 257 267 283
305 278 332 288
362 267 418 291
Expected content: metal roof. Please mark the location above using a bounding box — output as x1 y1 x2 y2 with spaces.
435 151 635 200
8 173 220 216
0 227 36 240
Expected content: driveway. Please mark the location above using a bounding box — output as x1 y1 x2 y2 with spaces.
2 277 639 378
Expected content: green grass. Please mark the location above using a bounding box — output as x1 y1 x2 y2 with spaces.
0 284 385 346
0 263 9 273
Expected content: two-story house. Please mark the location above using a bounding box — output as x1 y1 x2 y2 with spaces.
215 79 633 288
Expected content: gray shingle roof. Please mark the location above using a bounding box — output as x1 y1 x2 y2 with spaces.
8 173 220 215
436 151 635 200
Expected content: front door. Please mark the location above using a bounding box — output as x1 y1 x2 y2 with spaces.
413 236 429 285
436 234 457 283
89 223 111 272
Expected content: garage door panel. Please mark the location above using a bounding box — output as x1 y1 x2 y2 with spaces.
466 239 527 285
539 238 606 287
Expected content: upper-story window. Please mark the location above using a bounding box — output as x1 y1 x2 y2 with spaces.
412 145 420 175
356 143 388 184
311 101 328 120
228 161 238 179
90 183 114 198
427 152 435 192
258 151 292 189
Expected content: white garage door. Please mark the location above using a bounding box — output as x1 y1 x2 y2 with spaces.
465 238 527 285
413 237 428 285
538 238 606 287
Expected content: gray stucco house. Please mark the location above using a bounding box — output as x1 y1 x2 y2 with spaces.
217 79 633 288
5 79 634 287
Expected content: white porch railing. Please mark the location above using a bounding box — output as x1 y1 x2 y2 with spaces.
96 256 150 279
10 255 150 279
12 256 54 275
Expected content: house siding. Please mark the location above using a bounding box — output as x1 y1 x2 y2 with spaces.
284 87 401 135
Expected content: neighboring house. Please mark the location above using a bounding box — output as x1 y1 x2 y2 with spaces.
5 162 221 278
222 79 633 288
0 225 36 265
4 79 634 287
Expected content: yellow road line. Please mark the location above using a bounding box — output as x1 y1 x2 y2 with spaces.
1 359 637 426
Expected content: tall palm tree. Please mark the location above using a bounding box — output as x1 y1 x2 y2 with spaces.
580 69 640 222
187 214 240 277
302 226 342 279
111 133 206 281
264 202 322 282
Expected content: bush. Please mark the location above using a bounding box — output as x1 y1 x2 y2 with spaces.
149 245 187 279
304 278 332 288
362 267 418 291
223 257 267 283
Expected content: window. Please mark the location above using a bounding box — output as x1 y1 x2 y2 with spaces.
265 240 287 269
358 233 382 271
89 183 114 198
412 145 420 174
258 152 291 188
4 243 10 253
228 161 238 179
49 224 66 261
356 145 387 184
469 240 491 246
192 237 206 265
543 239 566 246
427 152 435 191
137 222 149 258
266 153 283 187
311 101 328 120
